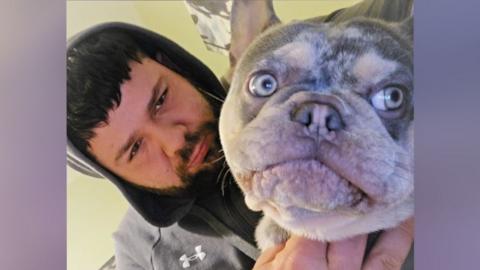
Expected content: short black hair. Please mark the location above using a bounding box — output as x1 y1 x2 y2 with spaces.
67 30 145 157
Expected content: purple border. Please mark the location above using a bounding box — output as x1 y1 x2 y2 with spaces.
415 0 480 268
0 0 66 269
1 0 480 269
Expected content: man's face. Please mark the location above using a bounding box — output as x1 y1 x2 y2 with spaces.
89 57 219 193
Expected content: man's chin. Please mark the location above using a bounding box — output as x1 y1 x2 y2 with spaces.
185 161 223 197
144 162 221 199
141 183 195 198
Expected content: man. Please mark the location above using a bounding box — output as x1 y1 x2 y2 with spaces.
67 1 413 269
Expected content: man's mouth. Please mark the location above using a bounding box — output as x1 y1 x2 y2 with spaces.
186 135 211 170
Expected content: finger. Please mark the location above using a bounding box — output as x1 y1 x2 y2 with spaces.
254 242 286 267
274 235 329 270
363 217 414 270
328 234 367 270
284 235 328 257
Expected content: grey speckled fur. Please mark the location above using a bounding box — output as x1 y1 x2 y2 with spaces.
220 0 414 261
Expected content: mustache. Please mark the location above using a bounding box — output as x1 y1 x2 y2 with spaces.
138 121 219 198
177 121 218 164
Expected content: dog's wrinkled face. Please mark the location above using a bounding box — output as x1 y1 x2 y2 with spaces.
220 18 413 240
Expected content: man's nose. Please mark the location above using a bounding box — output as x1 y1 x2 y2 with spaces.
291 102 344 136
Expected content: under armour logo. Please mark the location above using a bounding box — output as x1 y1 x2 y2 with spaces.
179 245 206 268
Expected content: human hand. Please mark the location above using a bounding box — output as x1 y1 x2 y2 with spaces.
362 217 414 270
252 234 366 270
252 217 414 270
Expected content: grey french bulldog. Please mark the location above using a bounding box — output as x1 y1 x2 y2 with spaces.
219 0 414 252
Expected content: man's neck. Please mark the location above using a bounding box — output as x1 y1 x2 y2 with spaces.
195 175 261 245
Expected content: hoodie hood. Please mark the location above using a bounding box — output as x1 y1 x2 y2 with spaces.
67 22 226 227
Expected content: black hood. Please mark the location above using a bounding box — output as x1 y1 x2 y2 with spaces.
67 22 226 227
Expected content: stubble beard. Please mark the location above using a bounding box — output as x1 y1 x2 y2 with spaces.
144 120 224 198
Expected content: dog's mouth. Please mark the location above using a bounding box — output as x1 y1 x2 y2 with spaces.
240 159 374 220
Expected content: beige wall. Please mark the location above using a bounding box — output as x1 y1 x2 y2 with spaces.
66 1 361 270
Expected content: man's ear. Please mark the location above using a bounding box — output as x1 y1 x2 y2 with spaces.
227 0 280 81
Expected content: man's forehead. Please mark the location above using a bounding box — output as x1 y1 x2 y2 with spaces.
128 57 161 85
88 60 159 164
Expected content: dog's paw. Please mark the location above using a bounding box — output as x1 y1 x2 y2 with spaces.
255 217 290 251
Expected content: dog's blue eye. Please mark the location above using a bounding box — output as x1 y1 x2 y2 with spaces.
371 86 404 111
248 73 278 97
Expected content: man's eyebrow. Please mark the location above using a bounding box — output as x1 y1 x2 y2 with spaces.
147 81 161 115
114 80 161 164
115 134 137 163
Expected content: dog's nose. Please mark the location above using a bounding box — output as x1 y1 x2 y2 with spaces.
291 102 344 136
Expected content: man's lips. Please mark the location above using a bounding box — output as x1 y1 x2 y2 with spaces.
187 136 210 170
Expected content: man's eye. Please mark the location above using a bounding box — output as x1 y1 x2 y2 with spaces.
129 140 142 161
155 88 168 111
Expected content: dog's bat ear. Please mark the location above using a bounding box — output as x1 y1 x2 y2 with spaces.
227 0 280 75
399 16 413 42
388 15 413 46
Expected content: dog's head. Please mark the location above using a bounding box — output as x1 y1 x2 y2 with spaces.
220 1 413 240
